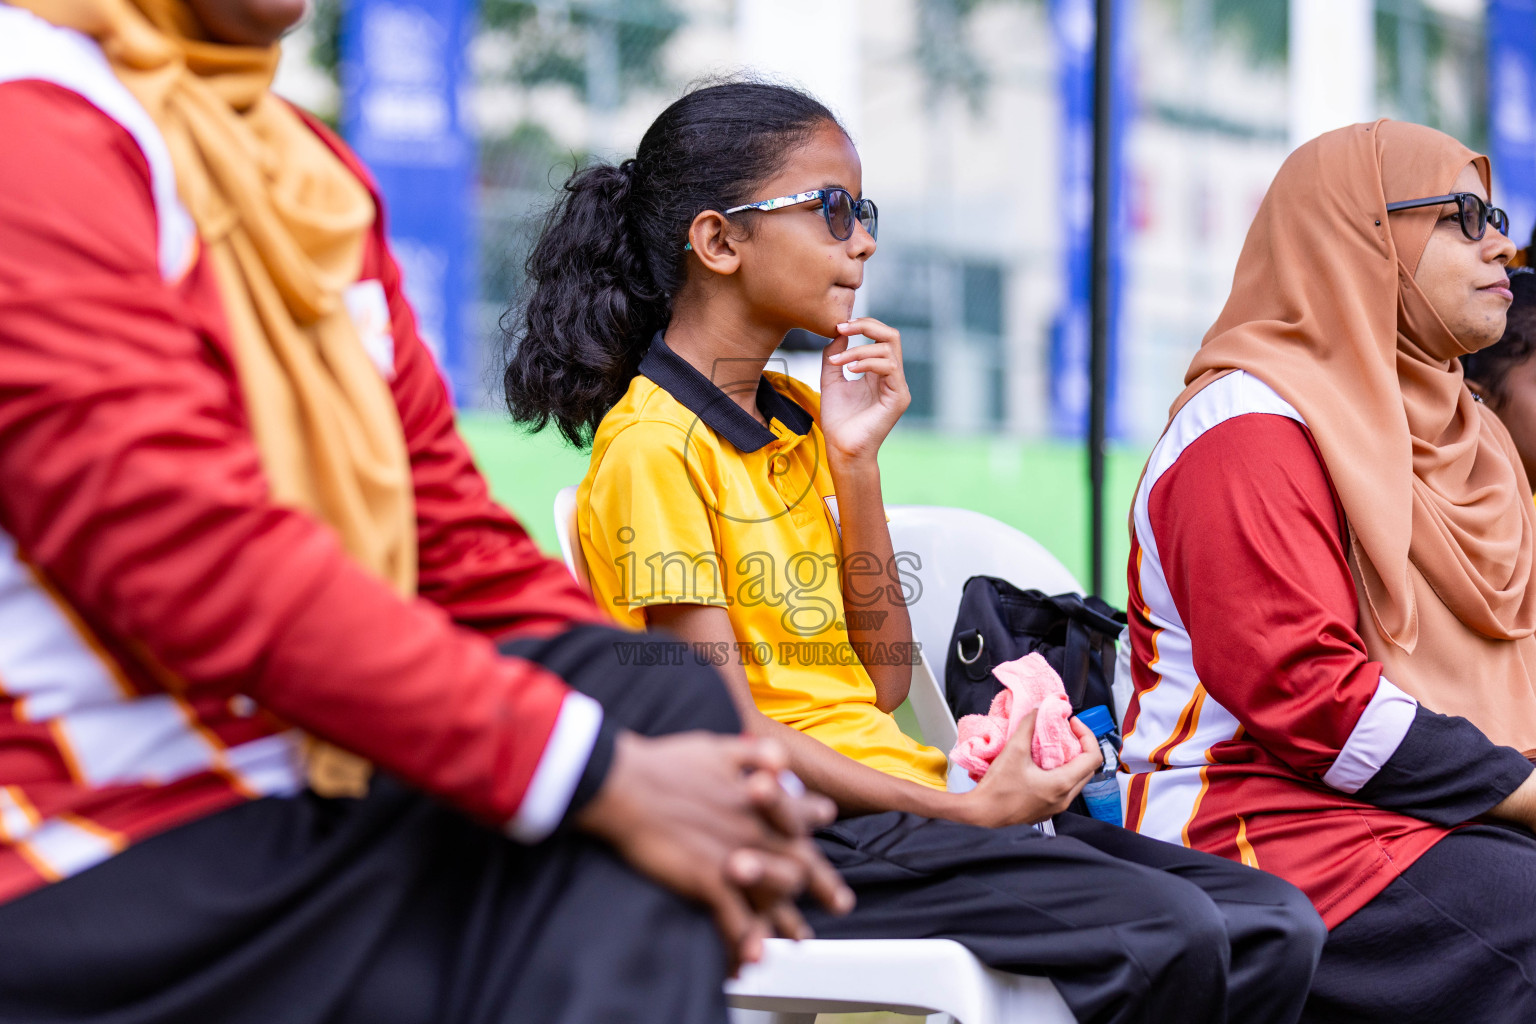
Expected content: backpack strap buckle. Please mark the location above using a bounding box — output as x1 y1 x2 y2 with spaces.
956 630 985 665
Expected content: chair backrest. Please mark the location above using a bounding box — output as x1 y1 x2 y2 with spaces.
885 505 1083 681
551 485 591 594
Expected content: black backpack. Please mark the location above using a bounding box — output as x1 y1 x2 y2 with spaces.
943 576 1127 738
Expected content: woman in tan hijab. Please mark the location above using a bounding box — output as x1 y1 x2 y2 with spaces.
0 0 847 1018
1120 119 1536 1022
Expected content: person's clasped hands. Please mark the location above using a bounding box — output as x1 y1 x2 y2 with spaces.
575 729 854 973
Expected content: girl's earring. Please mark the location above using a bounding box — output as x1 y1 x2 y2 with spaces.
683 241 693 251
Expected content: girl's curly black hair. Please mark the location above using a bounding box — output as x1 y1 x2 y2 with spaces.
500 79 841 447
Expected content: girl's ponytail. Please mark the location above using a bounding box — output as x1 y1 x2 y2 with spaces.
503 79 840 447
502 159 667 448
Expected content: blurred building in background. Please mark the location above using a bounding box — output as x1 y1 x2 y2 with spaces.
274 0 1518 443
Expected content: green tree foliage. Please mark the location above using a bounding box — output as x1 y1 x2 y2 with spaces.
303 0 681 98
307 0 343 76
915 0 1041 111
1209 0 1286 66
480 0 681 98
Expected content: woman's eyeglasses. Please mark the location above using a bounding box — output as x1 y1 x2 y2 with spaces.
724 188 878 242
1385 192 1510 242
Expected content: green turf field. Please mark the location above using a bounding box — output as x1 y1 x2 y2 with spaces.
459 411 1148 609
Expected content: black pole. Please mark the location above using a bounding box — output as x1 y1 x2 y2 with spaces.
1088 0 1113 598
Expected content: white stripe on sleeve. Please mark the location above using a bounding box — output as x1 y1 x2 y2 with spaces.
505 691 605 844
1321 677 1418 794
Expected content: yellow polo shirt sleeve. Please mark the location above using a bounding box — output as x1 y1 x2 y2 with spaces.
580 419 728 629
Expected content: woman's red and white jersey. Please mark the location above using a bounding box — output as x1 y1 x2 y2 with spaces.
0 8 606 906
1122 369 1451 927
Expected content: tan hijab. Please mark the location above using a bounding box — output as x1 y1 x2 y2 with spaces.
1168 120 1536 751
18 0 418 791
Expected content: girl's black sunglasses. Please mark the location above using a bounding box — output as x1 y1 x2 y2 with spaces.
1385 192 1510 242
724 188 878 242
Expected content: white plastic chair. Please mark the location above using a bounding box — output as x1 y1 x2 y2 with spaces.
550 487 1079 1024
884 505 1130 725
884 505 1083 762
885 505 1083 679
551 484 591 594
727 939 1074 1024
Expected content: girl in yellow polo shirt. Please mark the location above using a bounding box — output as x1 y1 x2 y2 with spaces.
503 80 1324 1023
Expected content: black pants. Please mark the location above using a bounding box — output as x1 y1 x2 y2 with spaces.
1303 823 1536 1023
0 626 739 1024
804 809 1326 1024
0 624 1325 1024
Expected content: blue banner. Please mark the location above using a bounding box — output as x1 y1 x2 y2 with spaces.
1049 0 1131 439
1490 0 1536 252
341 0 477 404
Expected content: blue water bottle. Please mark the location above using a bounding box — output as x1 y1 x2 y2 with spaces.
1077 705 1123 826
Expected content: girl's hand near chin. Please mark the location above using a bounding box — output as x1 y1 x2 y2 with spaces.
818 317 911 463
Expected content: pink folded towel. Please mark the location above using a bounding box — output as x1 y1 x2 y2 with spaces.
950 652 1083 781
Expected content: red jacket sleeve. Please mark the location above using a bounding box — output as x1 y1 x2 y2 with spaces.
1146 413 1388 779
0 80 589 832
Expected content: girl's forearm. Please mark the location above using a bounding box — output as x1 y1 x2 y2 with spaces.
741 708 969 822
643 602 966 822
828 453 914 712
